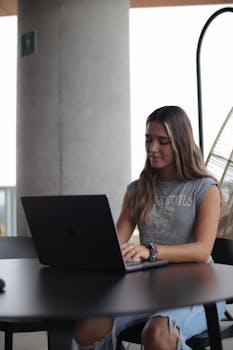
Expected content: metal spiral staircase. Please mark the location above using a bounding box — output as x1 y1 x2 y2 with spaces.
196 7 233 239
205 107 233 238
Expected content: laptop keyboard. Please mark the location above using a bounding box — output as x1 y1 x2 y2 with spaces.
126 258 143 266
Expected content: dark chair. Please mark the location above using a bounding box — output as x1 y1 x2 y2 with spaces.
212 237 233 321
116 237 233 350
0 237 49 350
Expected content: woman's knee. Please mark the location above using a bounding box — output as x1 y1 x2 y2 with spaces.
74 316 113 346
142 316 178 350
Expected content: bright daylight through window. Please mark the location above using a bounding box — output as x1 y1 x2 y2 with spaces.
130 4 233 180
0 16 17 235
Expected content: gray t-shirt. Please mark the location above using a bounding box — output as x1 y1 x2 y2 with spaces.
127 177 217 245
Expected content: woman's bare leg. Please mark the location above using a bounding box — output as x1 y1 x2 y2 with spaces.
74 316 113 346
142 316 179 350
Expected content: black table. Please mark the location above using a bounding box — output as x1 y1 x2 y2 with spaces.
1 259 233 349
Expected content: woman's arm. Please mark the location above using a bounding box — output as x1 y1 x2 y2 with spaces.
116 194 151 261
157 184 221 263
116 194 135 244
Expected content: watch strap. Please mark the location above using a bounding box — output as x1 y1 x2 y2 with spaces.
144 240 158 262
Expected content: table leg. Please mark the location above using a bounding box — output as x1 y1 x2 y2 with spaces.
204 303 222 350
47 322 75 350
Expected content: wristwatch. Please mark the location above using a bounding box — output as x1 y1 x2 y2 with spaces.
144 240 158 262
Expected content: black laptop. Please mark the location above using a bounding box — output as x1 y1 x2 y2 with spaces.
21 195 168 272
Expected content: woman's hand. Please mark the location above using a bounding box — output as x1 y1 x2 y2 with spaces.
121 242 150 262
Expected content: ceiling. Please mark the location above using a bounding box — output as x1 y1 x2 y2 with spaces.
0 0 232 16
0 0 16 16
131 0 233 6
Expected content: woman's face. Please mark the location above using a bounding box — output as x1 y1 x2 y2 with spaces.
145 121 177 180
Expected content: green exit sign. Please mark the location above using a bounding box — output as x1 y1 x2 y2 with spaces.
22 31 36 57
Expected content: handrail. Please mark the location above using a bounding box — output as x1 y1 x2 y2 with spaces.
196 7 233 155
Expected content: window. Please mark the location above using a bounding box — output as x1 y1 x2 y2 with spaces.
0 16 17 235
129 4 233 179
0 187 16 236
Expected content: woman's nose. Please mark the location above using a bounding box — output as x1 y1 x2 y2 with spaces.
150 139 159 152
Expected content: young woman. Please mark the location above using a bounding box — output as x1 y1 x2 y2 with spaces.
74 106 225 350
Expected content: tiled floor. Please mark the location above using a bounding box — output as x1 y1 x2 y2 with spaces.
222 337 233 350
124 339 233 349
222 304 233 349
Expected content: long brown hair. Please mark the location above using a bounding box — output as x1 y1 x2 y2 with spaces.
129 106 218 224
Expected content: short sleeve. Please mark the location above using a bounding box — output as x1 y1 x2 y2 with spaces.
126 180 137 198
196 177 218 206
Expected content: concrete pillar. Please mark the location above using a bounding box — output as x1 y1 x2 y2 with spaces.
17 0 131 234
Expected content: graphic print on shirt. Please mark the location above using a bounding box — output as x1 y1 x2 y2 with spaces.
153 194 193 241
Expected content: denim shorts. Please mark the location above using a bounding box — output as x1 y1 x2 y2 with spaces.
75 301 226 350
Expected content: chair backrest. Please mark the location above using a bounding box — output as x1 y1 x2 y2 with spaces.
212 237 233 265
0 237 38 259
